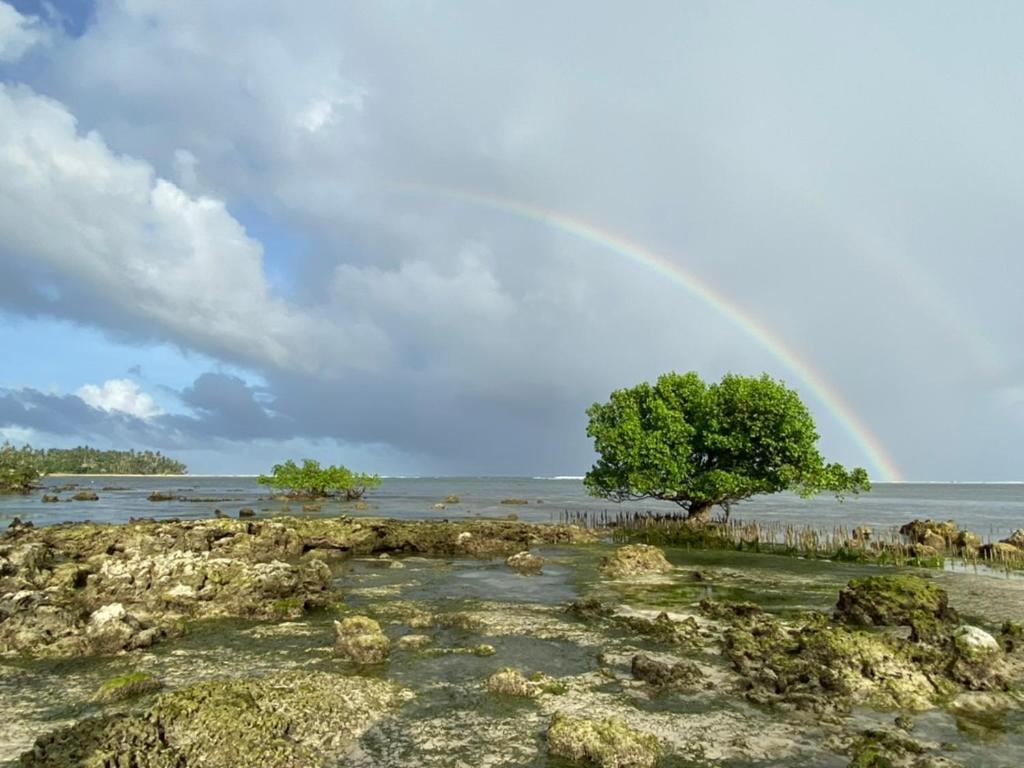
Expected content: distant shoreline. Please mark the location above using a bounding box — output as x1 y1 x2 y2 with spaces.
46 473 193 478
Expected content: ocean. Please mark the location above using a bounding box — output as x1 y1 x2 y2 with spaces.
2 476 1021 540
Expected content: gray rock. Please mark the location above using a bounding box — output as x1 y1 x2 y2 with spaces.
506 550 544 574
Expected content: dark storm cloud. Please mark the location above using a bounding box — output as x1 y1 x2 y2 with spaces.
0 387 152 438
167 373 289 441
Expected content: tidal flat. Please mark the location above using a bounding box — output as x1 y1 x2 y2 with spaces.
1 515 1022 767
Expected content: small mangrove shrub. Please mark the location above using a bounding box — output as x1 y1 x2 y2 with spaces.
258 458 381 500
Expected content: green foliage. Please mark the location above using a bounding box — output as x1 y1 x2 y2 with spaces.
0 442 41 493
257 459 381 500
584 372 870 519
0 442 186 476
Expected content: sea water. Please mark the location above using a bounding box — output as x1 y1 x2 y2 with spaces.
2 477 1021 539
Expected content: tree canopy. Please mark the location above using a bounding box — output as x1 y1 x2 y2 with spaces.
0 443 187 475
0 443 41 494
257 459 382 500
584 372 870 521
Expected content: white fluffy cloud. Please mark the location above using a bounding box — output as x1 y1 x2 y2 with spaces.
0 1 48 62
0 84 390 376
76 379 162 419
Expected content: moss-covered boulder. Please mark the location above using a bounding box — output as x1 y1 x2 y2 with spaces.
567 598 616 621
999 620 1023 653
71 491 99 502
486 667 539 697
630 653 703 690
698 598 762 621
600 544 673 578
725 613 953 712
18 713 182 767
844 728 931 768
619 612 700 647
547 711 662 768
93 671 163 703
334 615 390 664
20 672 410 768
835 575 957 641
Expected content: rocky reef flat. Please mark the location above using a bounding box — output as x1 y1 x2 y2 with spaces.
1 515 1022 767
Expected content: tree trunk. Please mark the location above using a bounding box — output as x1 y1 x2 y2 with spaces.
687 502 714 524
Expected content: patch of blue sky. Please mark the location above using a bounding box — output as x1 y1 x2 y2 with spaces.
8 0 96 37
0 313 263 413
228 201 310 301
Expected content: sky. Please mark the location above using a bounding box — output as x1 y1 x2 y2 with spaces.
0 1 1022 479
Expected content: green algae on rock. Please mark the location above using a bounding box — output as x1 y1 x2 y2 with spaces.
843 728 931 768
619 611 702 647
835 574 957 641
334 615 390 664
92 671 163 703
486 667 540 697
567 598 616 622
1 514 593 658
485 667 566 697
20 671 411 768
630 653 703 690
698 598 762 620
724 611 955 712
600 544 673 578
999 620 1023 653
3 515 593 562
547 711 662 768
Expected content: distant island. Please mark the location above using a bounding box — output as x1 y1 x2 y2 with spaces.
1 443 187 486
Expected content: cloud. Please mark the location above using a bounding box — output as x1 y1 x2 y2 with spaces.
0 425 35 444
76 378 161 419
170 372 285 440
0 83 389 376
0 386 151 440
1 2 1023 477
0 1 49 62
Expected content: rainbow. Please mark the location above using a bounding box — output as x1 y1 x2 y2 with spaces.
392 183 902 482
